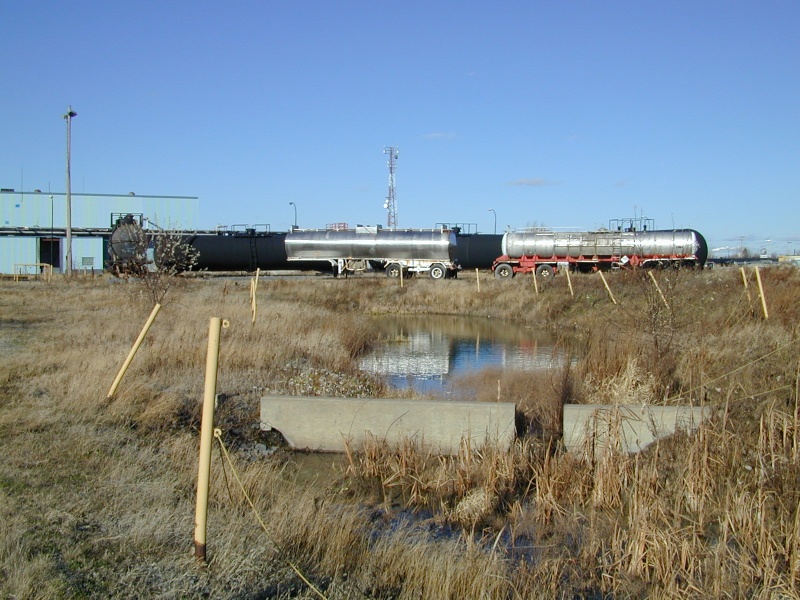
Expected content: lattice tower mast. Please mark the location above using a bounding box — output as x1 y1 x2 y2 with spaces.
383 146 398 229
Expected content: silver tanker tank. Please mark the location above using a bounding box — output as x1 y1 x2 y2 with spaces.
501 229 707 265
285 227 457 262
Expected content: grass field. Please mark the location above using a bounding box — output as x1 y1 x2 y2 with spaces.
1 266 799 598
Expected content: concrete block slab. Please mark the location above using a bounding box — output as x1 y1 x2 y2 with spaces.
563 404 711 454
260 396 517 455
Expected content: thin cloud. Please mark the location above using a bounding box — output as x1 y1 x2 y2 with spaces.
507 178 559 187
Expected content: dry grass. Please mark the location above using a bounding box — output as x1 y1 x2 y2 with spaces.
1 266 800 598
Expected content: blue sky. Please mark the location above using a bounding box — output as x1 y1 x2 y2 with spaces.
2 1 798 255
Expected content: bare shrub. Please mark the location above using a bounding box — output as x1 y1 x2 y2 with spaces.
117 230 200 305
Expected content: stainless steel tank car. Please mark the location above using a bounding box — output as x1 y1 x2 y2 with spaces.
285 226 459 278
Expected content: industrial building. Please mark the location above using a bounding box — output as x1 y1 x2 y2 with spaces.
0 190 198 275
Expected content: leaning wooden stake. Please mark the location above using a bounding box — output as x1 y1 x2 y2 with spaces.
598 271 617 305
106 303 161 399
565 266 574 297
194 317 228 564
531 267 539 295
648 271 670 310
754 266 769 320
740 267 753 304
476 268 480 292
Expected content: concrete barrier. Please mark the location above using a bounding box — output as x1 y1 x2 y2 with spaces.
562 404 710 454
260 395 517 455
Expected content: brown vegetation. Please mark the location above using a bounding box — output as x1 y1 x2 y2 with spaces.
1 266 799 598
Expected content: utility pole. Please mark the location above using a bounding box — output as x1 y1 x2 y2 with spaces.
63 106 77 275
383 146 398 229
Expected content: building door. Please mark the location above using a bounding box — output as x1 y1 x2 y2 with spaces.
39 238 61 271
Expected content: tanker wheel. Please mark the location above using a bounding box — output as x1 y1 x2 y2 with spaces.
385 264 401 278
494 264 514 280
429 263 447 280
536 264 555 279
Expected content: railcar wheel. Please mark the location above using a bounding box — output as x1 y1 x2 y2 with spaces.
536 264 555 279
494 264 514 280
429 263 446 279
385 264 401 278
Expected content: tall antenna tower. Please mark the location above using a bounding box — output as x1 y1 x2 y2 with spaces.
383 146 398 229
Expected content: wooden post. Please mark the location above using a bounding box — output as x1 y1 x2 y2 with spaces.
648 271 669 310
531 267 539 295
740 267 753 304
754 266 769 320
565 266 574 297
598 271 617 305
250 279 254 323
475 268 480 292
194 317 228 563
107 303 161 399
251 268 260 324
400 265 404 288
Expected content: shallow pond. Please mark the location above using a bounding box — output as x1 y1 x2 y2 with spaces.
358 314 569 397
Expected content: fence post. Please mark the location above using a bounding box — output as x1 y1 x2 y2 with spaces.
598 271 617 305
740 267 753 305
648 271 669 310
106 303 161 399
754 266 769 320
251 268 260 324
194 317 228 563
565 266 574 297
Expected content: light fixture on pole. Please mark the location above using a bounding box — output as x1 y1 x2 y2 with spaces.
289 202 297 229
488 208 496 235
63 106 77 275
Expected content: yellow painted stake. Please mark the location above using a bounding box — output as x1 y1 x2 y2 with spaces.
475 268 480 292
648 271 669 310
565 266 574 297
598 271 617 305
754 266 769 320
531 267 539 295
250 268 260 324
740 267 753 304
194 317 229 563
106 303 161 399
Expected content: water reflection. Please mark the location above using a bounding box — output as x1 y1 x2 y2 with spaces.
359 315 567 396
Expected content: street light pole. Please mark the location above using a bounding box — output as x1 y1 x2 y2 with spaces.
50 195 54 267
63 106 77 275
289 202 297 229
488 208 496 235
